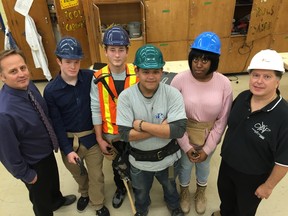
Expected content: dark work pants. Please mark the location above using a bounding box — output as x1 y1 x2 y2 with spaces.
217 160 269 216
24 153 64 216
112 141 127 191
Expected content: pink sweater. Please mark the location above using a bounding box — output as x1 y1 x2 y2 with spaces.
171 70 233 155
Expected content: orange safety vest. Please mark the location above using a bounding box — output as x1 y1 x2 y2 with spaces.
94 64 138 134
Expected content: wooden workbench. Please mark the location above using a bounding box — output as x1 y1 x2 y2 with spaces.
163 60 189 73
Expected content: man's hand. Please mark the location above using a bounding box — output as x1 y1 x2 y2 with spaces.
255 183 273 199
67 151 79 164
255 164 288 199
98 139 113 155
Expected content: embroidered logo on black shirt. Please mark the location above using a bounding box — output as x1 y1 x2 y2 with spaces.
252 122 271 140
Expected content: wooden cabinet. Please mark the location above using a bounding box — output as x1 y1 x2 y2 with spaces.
52 0 92 68
270 33 288 53
218 35 272 73
232 1 252 36
84 0 145 64
150 41 189 62
189 0 235 39
270 0 288 52
143 0 286 72
245 0 279 43
188 0 284 74
145 0 189 42
1 0 287 76
273 0 288 35
1 0 92 80
1 0 60 80
144 0 189 61
220 0 282 73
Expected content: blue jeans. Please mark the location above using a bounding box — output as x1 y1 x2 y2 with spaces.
130 160 181 214
178 149 214 186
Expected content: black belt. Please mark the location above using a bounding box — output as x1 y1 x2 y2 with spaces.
129 139 180 161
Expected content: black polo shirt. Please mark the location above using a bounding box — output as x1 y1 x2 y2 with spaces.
221 90 288 175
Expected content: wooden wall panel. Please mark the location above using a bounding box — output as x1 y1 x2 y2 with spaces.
270 33 288 52
273 0 288 34
145 0 189 42
189 0 235 39
246 0 279 43
150 41 189 62
82 0 102 64
54 0 92 68
218 35 271 74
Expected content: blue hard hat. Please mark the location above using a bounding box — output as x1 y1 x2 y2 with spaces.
191 32 221 55
55 37 83 59
103 26 130 46
134 44 165 69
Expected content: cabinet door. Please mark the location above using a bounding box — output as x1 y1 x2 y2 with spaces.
1 0 58 80
270 33 288 52
219 35 271 74
189 0 235 39
145 0 189 42
273 0 288 34
53 0 92 68
82 0 102 64
150 41 189 61
246 0 280 43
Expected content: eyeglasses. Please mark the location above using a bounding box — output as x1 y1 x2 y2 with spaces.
192 58 209 64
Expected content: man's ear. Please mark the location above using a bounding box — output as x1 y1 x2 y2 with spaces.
135 67 140 76
56 58 61 66
0 72 5 82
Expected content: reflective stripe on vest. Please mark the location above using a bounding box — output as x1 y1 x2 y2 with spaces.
94 64 138 134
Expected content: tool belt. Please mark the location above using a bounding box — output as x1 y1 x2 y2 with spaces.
67 129 95 151
129 139 180 161
186 119 214 146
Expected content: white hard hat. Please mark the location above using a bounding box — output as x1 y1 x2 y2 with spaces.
247 49 285 74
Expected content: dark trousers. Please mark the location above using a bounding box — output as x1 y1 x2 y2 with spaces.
113 165 125 190
217 160 269 216
112 141 127 191
24 153 64 216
